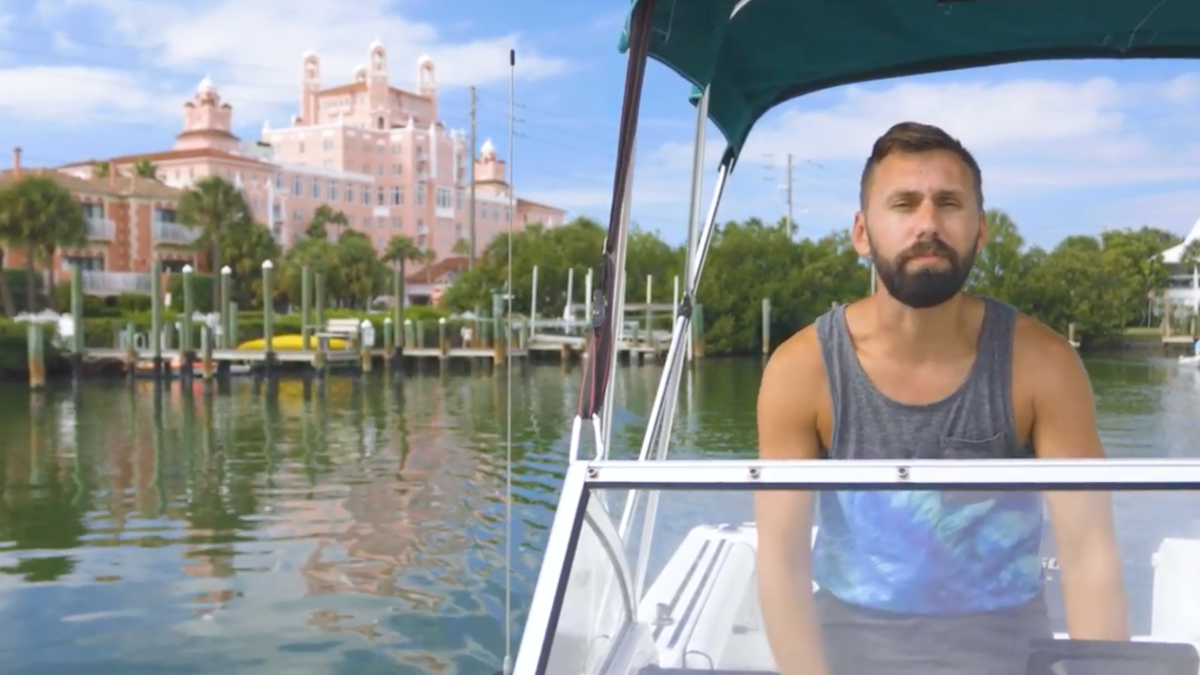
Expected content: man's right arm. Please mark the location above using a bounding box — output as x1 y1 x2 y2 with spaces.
755 327 829 675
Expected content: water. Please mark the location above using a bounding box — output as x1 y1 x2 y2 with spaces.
0 357 1196 674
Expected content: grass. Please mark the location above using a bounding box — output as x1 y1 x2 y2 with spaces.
1123 326 1162 337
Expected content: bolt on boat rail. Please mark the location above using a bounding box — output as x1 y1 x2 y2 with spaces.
542 1 1200 674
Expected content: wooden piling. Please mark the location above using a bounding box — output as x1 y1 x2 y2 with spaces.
124 322 136 382
762 297 771 359
150 260 163 377
220 266 232 348
200 324 214 381
359 320 373 373
27 323 45 389
301 265 312 349
70 266 83 380
261 260 275 376
181 264 195 378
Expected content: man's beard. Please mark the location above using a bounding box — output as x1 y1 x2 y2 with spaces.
869 231 977 309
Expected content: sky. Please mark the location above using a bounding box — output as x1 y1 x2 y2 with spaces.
3 0 1200 252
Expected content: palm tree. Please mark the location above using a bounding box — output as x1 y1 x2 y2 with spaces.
133 159 157 179
0 175 87 312
451 237 471 257
421 248 437 284
305 204 348 240
382 234 422 308
92 161 111 178
177 176 251 312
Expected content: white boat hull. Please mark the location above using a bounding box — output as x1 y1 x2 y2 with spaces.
634 523 1200 673
1181 355 1200 367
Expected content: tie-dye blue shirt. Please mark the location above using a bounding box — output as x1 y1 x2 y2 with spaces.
812 489 1046 615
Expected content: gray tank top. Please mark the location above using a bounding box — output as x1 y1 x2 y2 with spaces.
808 297 1052 675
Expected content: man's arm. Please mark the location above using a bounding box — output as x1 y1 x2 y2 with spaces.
1023 320 1130 640
755 327 829 675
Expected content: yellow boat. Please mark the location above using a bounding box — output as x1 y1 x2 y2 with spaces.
236 334 348 351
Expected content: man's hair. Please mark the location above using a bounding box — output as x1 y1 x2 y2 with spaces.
858 121 983 210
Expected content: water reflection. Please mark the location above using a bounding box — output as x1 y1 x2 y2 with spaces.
0 355 1194 673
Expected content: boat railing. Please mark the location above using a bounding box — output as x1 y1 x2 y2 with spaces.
514 458 1200 675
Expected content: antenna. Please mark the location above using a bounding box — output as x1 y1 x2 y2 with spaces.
502 46 516 675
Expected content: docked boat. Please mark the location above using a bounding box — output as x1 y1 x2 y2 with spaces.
500 2 1200 675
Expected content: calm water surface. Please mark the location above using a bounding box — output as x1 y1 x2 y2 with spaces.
0 357 1197 674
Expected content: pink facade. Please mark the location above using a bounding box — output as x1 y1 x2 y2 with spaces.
58 41 567 263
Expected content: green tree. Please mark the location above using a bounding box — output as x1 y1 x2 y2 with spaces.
305 204 348 241
336 231 385 308
218 219 280 308
132 159 157 179
0 175 88 312
177 176 252 312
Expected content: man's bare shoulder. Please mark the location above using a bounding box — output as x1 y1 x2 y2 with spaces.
763 323 827 384
757 323 828 460
1012 311 1083 378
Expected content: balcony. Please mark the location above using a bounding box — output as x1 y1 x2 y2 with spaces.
153 220 201 246
82 271 151 296
86 217 115 240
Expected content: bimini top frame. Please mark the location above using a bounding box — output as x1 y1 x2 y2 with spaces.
512 458 1200 675
620 0 1200 160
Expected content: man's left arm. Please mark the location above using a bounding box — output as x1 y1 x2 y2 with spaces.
1026 325 1131 640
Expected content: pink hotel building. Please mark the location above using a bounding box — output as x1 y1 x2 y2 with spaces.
56 41 566 263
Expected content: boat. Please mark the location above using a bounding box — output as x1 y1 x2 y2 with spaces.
501 2 1200 675
235 334 347 351
1181 354 1200 367
132 354 251 377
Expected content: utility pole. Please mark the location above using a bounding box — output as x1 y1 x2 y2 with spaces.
785 152 794 237
468 85 477 269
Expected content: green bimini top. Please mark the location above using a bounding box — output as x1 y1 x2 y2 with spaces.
619 0 1200 159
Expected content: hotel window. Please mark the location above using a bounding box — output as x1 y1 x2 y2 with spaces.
274 173 282 189
416 184 425 207
310 178 320 199
417 234 426 249
391 217 402 229
346 184 355 203
436 187 451 210
376 165 384 176
376 144 385 155
455 222 463 238
362 187 370 205
392 143 401 155
292 175 302 196
323 139 333 151
376 216 385 228
328 181 339 201
390 187 401 205
456 190 463 210
391 164 400 175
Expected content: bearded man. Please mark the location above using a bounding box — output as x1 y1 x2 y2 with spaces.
753 122 1130 675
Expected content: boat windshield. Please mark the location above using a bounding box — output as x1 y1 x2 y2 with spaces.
514 459 1200 675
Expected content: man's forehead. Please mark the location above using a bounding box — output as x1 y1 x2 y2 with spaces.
871 151 973 192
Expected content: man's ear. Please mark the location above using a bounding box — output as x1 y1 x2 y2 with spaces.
852 212 871 257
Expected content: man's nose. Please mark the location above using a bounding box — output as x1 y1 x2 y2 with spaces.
912 198 940 235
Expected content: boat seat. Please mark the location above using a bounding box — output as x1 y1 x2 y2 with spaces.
635 640 1200 675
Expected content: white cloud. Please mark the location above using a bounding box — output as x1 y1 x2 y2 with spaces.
0 65 179 123
3 0 569 127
